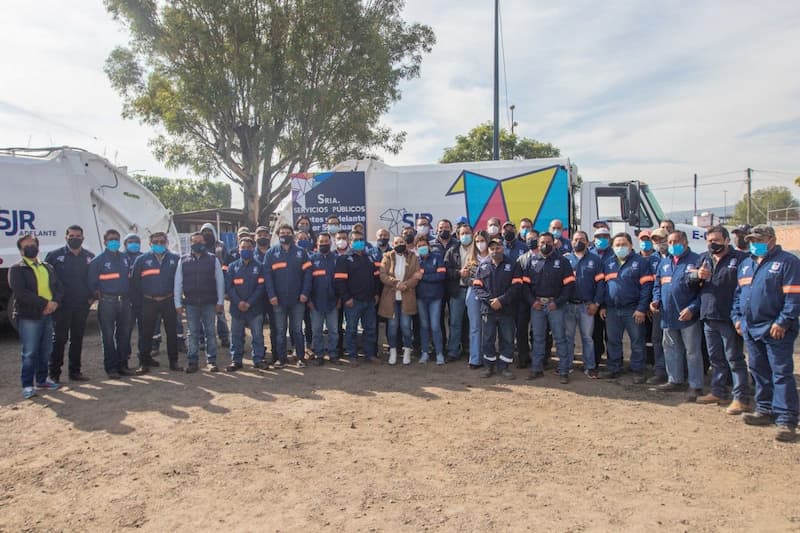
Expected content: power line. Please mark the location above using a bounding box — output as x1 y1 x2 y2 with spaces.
650 178 747 191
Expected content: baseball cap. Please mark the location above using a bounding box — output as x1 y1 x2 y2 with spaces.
592 219 610 228
638 230 652 239
255 226 270 234
456 216 468 226
651 228 668 240
488 237 504 247
502 220 515 228
593 227 610 237
731 224 751 235
745 224 775 241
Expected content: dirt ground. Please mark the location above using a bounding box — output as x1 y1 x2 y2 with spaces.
1 315 799 533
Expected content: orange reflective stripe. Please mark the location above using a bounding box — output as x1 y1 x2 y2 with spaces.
562 275 576 285
302 261 312 270
783 285 800 294
374 261 382 267
436 267 447 273
522 276 532 284
639 275 654 284
312 269 327 277
98 272 121 281
140 268 160 277
661 276 672 284
605 272 618 281
594 273 604 282
334 272 349 280
257 277 265 284
738 277 752 287
511 277 523 285
472 279 484 287
233 278 245 285
271 262 287 271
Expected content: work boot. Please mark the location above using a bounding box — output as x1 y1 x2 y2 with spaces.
646 373 667 385
185 363 199 374
697 392 728 405
500 368 515 380
526 370 544 380
559 374 569 384
148 358 160 368
118 367 136 377
226 362 243 372
726 398 753 415
685 388 703 403
402 347 412 365
480 365 495 378
598 370 621 380
775 425 797 442
388 348 397 366
169 361 184 372
656 381 687 392
742 411 774 426
632 372 646 384
135 364 150 375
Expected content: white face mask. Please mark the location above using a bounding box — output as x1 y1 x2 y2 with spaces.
416 225 430 236
335 239 348 250
487 225 500 235
476 241 488 252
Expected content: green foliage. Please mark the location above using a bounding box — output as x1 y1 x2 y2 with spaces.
731 186 800 225
440 122 561 163
135 174 231 213
104 0 435 226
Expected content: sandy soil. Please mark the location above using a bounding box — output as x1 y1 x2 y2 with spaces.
1 316 799 532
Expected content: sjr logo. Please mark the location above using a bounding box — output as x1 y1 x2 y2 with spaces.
0 209 35 236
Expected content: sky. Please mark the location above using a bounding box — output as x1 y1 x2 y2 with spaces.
1 0 798 214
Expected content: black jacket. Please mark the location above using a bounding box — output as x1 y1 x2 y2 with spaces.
8 259 63 321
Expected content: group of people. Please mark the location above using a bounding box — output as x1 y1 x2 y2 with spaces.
8 213 799 442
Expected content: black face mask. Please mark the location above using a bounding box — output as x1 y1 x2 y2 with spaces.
503 230 516 242
527 240 538 250
404 234 415 245
67 237 83 250
394 244 407 254
736 236 747 250
318 244 331 254
279 235 294 246
191 243 206 254
573 241 587 253
491 251 505 262
439 230 451 241
540 243 554 256
256 237 269 247
377 238 389 247
23 245 38 259
708 242 726 255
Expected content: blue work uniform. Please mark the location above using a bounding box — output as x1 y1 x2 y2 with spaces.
473 257 521 369
263 244 312 364
335 250 381 360
88 250 132 374
226 257 266 365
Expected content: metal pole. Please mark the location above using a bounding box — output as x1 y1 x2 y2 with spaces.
746 168 752 225
723 190 727 219
693 173 697 216
492 0 500 160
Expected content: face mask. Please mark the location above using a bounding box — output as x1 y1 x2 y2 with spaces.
487 225 500 236
520 228 530 238
476 242 488 253
540 243 553 256
550 227 562 236
736 236 747 250
22 244 38 259
749 242 768 257
503 230 516 242
417 246 429 257
126 242 141 253
639 240 653 252
377 238 389 248
67 237 83 250
351 240 366 252
527 240 538 250
594 237 609 250
404 234 415 245
151 244 167 254
336 239 348 250
311 244 327 255
491 251 505 262
613 246 630 259
573 241 587 253
106 240 121 252
297 239 312 249
279 235 294 246
240 249 254 261
668 244 685 256
297 223 310 232
394 244 407 254
708 242 726 255
327 224 340 234
416 225 429 236
439 230 451 241
256 237 269 247
191 243 206 254
460 234 473 246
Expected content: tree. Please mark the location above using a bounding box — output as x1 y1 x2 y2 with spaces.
104 0 435 227
440 122 560 163
135 175 231 213
731 186 800 225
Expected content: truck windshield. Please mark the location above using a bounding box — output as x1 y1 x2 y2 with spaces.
643 185 665 223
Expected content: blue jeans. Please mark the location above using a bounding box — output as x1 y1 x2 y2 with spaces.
466 287 483 365
565 303 596 371
19 316 53 388
311 306 339 357
386 300 413 349
481 312 514 368
531 304 569 374
745 327 798 427
651 311 665 377
418 298 443 355
230 313 265 364
186 304 218 364
447 287 468 357
605 305 646 374
663 321 704 389
97 297 132 373
273 302 306 364
704 319 750 400
344 299 377 359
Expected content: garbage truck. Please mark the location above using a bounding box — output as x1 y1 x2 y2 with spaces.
281 157 707 249
0 147 179 325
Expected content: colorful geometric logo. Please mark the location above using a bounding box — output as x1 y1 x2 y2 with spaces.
446 165 569 231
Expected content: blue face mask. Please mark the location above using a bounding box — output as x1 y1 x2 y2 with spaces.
460 234 473 246
351 240 366 252
668 243 685 256
594 237 609 250
150 244 167 254
106 240 121 252
297 239 312 250
640 240 653 252
749 242 768 257
520 228 529 238
327 224 340 234
613 246 630 259
240 249 254 261
126 242 140 253
417 246 429 257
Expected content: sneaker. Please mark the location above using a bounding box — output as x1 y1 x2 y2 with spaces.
631 372 646 384
418 353 430 364
685 388 703 403
118 368 136 377
598 370 621 380
207 364 219 372
584 369 598 379
272 360 285 369
135 365 150 375
775 425 797 442
169 362 184 372
656 381 688 392
254 360 270 370
148 359 161 368
435 354 445 365
185 363 199 374
296 360 307 368
22 387 36 399
35 379 60 391
646 374 668 385
226 362 243 372
697 393 728 405
559 374 569 384
106 372 122 380
69 373 90 382
726 399 753 415
742 411 775 426
500 368 515 380
526 370 544 381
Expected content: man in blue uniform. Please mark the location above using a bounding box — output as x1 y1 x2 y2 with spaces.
88 229 134 379
643 229 668 384
549 219 572 254
501 221 527 262
309 233 340 365
123 233 147 368
130 232 183 373
226 236 267 371
45 224 94 383
732 225 800 442
591 226 613 365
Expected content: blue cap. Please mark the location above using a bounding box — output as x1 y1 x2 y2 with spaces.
456 216 468 226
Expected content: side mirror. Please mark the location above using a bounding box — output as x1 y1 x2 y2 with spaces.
626 182 640 226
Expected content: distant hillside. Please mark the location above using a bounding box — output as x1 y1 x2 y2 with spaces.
666 206 731 225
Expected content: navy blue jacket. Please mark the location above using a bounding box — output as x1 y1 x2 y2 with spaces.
472 257 521 315
640 251 663 275
556 235 573 254
732 245 800 340
131 251 180 300
430 237 458 257
696 247 746 321
565 251 605 304
263 244 312 305
226 258 266 319
44 245 94 308
521 252 575 307
503 239 528 262
88 251 131 296
602 254 653 313
417 252 447 301
652 250 702 329
309 251 339 313
334 251 380 302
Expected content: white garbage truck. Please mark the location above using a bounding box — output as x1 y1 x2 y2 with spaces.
0 147 179 325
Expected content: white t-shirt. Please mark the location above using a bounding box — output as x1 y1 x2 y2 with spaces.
394 253 406 301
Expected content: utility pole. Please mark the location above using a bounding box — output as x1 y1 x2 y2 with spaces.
492 0 500 160
746 167 752 225
693 173 697 216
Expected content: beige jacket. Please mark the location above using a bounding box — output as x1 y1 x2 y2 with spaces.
378 250 420 318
